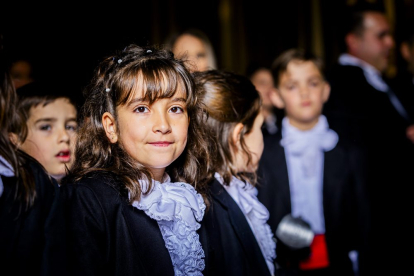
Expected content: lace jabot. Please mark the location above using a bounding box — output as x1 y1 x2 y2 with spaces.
215 173 276 275
132 176 206 276
0 155 14 197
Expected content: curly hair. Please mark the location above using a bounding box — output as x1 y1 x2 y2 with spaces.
66 44 212 203
193 70 261 186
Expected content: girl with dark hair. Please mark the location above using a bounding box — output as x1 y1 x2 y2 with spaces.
0 66 60 275
194 70 276 276
59 44 212 276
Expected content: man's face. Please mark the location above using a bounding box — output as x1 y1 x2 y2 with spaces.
354 12 394 72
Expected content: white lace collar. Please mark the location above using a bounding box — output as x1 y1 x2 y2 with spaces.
215 173 276 275
132 175 206 275
0 155 14 197
339 53 389 92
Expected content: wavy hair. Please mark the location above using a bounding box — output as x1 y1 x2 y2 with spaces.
0 70 38 213
193 70 261 186
66 44 212 202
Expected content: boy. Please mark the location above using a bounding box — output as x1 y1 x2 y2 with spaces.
13 81 78 183
257 48 370 276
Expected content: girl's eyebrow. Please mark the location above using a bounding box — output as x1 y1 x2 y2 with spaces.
127 97 187 106
171 97 186 103
34 118 57 124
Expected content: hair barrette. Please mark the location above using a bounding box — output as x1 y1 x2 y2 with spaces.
105 88 111 92
118 59 122 64
146 50 152 53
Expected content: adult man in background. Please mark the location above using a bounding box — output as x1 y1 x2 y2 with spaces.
323 7 414 275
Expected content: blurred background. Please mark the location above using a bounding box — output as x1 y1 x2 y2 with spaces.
2 0 414 104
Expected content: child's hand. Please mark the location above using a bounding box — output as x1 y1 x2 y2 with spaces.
406 125 414 144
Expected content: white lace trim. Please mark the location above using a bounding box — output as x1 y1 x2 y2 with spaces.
215 173 276 275
132 177 206 275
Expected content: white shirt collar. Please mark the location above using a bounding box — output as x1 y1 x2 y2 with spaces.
339 53 389 92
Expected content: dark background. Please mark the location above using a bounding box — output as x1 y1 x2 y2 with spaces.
2 0 414 105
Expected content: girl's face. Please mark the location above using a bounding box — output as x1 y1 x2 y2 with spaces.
172 34 209 72
103 85 190 181
233 112 264 173
19 98 78 181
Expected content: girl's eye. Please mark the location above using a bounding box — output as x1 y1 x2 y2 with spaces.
134 106 149 113
66 124 78 132
39 124 52 131
170 106 184 114
286 84 296 90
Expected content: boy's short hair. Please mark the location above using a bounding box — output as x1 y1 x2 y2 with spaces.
16 81 78 122
271 48 325 88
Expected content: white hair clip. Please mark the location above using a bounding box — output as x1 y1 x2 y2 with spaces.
105 88 110 92
147 50 152 53
118 59 122 64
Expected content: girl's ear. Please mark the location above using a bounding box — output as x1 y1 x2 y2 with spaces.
102 112 118 143
8 133 20 147
231 122 244 148
269 88 285 109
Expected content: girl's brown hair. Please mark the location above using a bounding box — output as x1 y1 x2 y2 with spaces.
193 70 261 186
65 44 212 202
0 70 38 213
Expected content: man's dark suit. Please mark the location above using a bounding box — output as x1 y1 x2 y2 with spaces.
257 132 370 276
323 63 414 275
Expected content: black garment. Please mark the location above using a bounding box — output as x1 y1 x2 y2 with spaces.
323 64 414 275
388 70 414 121
200 179 272 276
0 158 60 276
257 132 370 276
57 172 175 276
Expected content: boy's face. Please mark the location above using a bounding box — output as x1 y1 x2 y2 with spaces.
271 60 330 130
20 98 78 181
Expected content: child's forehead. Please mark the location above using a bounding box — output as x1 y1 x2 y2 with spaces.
28 98 77 119
128 83 187 101
282 60 323 79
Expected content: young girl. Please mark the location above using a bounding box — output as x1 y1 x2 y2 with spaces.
194 70 276 276
59 44 211 275
0 65 60 275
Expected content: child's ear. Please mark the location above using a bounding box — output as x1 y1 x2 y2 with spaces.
102 112 118 143
9 133 20 147
400 42 412 63
322 82 331 103
269 87 285 109
231 123 244 149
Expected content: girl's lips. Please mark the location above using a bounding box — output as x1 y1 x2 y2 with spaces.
149 141 173 147
56 150 71 162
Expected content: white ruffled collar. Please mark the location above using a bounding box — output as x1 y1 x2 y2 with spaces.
132 175 206 275
215 173 276 275
0 155 14 197
281 115 338 154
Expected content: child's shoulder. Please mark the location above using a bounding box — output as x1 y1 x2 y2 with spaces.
63 171 127 200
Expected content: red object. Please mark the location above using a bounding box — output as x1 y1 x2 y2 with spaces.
299 234 330 270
